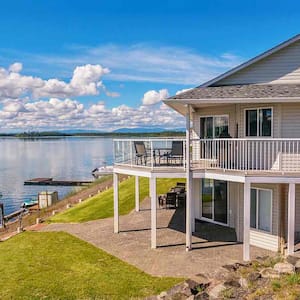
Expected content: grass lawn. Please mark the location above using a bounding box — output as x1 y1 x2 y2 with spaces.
49 176 184 223
0 232 182 300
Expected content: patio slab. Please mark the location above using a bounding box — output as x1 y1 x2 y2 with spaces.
42 198 274 277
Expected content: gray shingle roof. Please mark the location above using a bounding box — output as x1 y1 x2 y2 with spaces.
169 84 300 100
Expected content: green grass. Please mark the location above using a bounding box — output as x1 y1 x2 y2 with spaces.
0 232 182 300
49 177 184 223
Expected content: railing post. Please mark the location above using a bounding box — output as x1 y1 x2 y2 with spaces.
150 139 153 169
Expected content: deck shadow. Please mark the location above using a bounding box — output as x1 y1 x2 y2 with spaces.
168 206 238 243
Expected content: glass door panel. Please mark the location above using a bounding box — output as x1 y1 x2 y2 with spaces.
214 116 229 138
200 117 213 139
202 179 228 224
202 179 213 219
214 180 228 224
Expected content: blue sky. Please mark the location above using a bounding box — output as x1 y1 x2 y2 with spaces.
0 0 300 131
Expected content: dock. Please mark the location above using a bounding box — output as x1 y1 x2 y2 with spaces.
24 178 92 186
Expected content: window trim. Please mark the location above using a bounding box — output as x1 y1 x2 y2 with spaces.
244 107 273 138
250 187 273 233
200 114 229 139
200 179 229 226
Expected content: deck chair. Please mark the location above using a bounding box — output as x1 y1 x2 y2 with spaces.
165 192 177 209
166 141 184 165
134 141 148 165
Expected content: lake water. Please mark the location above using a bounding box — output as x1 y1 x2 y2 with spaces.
0 137 113 215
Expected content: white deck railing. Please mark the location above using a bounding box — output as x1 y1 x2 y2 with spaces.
192 138 300 173
114 138 186 169
114 138 300 173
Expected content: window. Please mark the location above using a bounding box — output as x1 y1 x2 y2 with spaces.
245 108 272 137
250 188 272 232
201 179 228 224
200 115 229 138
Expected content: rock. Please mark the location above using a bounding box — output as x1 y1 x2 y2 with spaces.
224 279 241 288
295 260 300 273
286 255 299 266
247 271 261 282
164 283 184 297
192 273 211 285
158 291 167 299
239 277 248 288
207 283 226 299
260 267 280 279
194 292 209 300
273 262 295 274
222 264 238 272
213 267 230 281
184 279 200 290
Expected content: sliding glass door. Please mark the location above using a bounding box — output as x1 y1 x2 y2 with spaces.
200 115 229 138
202 179 228 225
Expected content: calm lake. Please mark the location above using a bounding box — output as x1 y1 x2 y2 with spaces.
0 137 113 215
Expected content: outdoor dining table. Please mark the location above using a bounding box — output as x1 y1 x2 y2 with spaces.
153 147 171 166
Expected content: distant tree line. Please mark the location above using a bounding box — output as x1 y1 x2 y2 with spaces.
0 131 185 138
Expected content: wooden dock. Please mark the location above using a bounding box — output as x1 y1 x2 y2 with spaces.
24 178 92 186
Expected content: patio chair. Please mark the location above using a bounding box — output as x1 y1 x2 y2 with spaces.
134 141 148 165
166 141 184 165
165 192 177 209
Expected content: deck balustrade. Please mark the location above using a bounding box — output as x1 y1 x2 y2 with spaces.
114 138 300 173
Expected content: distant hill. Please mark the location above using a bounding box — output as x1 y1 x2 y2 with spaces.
113 127 185 133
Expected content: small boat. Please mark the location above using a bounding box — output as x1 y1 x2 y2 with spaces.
22 198 38 208
92 162 113 178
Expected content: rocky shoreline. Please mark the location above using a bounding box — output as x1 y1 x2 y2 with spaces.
147 255 300 299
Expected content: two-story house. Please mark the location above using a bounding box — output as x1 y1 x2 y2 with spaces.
113 34 300 261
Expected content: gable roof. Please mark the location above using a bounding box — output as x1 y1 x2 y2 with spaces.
200 34 300 87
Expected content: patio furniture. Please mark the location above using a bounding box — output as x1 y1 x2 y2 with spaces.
176 182 186 188
165 192 177 209
166 141 184 165
158 194 166 207
134 141 148 165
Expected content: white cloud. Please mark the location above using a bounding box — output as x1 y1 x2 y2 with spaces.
0 96 185 131
142 89 169 106
0 63 111 101
8 62 23 73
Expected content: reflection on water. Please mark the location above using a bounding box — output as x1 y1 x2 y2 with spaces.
0 137 113 215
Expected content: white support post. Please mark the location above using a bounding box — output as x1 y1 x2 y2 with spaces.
150 177 157 249
243 180 251 261
113 173 119 233
186 104 192 251
135 176 140 212
287 183 295 256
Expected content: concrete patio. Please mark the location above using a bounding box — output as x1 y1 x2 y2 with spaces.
42 198 273 278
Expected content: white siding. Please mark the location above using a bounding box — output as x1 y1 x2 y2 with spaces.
214 40 300 86
281 103 300 138
250 230 279 252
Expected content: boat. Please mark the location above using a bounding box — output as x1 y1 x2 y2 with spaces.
92 162 113 178
21 198 38 208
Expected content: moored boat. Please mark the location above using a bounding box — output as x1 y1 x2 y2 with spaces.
92 162 113 178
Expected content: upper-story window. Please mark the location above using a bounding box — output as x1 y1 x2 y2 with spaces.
200 115 229 139
245 108 272 137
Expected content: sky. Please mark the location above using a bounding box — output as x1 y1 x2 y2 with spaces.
0 0 300 132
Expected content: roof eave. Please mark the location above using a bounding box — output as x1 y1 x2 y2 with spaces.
164 97 300 116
